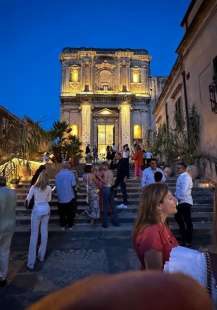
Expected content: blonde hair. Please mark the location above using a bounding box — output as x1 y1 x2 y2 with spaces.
34 170 49 190
133 183 168 241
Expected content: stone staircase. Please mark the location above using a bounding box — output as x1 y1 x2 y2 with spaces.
14 173 214 245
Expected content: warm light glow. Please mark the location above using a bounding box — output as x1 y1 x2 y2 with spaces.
99 109 112 115
0 158 42 184
70 124 78 136
70 68 79 82
98 124 114 159
81 104 91 151
120 103 131 147
134 124 142 139
95 90 115 94
132 70 141 83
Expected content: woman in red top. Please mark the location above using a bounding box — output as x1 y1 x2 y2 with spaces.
132 145 143 178
133 183 178 270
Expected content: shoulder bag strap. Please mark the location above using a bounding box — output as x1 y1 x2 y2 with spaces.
86 174 89 192
204 251 212 297
209 252 217 293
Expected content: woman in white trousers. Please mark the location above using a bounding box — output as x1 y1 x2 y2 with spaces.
26 171 52 270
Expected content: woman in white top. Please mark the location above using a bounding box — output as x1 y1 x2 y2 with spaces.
26 171 52 270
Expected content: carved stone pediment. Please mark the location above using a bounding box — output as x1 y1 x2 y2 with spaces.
95 108 118 117
95 61 116 71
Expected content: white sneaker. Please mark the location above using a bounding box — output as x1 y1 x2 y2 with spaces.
117 203 128 209
117 204 124 209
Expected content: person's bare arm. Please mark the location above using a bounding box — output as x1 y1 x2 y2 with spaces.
144 249 163 270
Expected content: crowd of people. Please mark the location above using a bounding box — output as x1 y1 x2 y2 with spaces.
1 143 216 307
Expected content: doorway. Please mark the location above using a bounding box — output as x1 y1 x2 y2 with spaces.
97 124 114 159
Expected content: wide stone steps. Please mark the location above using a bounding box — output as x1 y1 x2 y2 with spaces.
14 222 213 243
14 176 214 244
15 205 213 214
15 213 214 226
16 194 213 203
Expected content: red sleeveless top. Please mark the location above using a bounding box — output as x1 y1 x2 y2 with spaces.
134 223 178 269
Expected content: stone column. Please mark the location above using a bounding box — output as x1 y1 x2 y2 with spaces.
120 102 131 147
61 64 67 92
93 119 97 147
115 119 119 148
81 103 92 151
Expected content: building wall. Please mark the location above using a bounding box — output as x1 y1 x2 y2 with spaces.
60 48 165 151
183 5 217 157
155 68 187 132
154 0 217 182
61 49 151 96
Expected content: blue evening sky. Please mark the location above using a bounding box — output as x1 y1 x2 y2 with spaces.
0 0 190 129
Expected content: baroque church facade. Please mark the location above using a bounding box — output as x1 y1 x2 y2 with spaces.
60 48 165 158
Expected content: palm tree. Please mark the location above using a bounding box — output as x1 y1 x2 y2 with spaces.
49 120 68 141
49 121 82 163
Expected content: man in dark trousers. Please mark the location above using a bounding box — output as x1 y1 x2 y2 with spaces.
112 152 128 209
175 162 193 246
55 161 77 230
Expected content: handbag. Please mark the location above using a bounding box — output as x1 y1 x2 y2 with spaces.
164 246 217 303
25 195 34 210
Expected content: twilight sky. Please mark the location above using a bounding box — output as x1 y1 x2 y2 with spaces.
0 0 190 129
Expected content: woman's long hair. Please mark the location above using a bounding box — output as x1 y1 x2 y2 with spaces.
31 165 46 186
133 183 169 241
34 170 49 191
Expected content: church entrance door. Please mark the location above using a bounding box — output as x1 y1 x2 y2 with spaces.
97 124 114 160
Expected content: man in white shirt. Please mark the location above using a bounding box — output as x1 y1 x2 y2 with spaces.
175 162 193 246
141 159 165 188
122 144 130 178
145 150 152 159
112 143 117 153
144 150 153 167
55 162 77 230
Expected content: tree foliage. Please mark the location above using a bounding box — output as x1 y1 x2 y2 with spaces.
0 116 49 163
152 105 200 165
50 121 82 163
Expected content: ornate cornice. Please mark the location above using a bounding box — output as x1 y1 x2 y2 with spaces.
95 61 116 70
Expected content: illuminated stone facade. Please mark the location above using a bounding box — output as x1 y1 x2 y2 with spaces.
154 0 217 182
60 48 164 157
